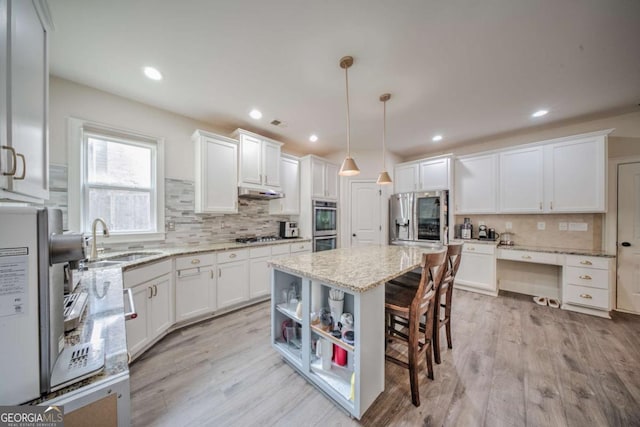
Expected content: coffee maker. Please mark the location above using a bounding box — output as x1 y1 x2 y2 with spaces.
0 207 96 404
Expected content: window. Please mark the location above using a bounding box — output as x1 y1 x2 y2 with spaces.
68 118 165 242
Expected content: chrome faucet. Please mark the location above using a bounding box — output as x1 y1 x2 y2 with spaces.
90 218 110 260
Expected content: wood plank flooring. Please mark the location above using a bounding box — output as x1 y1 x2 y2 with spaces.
130 290 640 426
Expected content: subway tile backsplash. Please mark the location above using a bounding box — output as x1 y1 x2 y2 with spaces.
47 165 293 251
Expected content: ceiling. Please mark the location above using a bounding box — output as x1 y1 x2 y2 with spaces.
48 0 640 158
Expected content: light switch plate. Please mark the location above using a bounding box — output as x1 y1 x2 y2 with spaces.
569 222 588 232
537 222 546 230
505 222 512 230
559 222 568 231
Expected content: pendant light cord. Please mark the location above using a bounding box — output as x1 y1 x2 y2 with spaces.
345 65 351 158
382 99 386 169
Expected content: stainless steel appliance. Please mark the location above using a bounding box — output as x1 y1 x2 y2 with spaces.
312 200 338 251
238 186 284 199
279 221 299 239
0 207 103 405
389 190 449 246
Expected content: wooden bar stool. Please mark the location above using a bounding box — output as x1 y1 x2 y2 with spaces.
384 250 447 407
387 243 463 364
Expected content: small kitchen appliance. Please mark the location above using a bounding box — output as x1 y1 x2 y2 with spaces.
279 221 299 239
478 224 488 239
500 232 515 246
0 207 104 405
461 218 473 239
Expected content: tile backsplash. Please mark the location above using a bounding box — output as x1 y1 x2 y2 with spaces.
47 165 293 250
454 213 603 250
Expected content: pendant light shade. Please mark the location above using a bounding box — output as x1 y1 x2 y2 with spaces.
377 93 392 185
338 56 360 177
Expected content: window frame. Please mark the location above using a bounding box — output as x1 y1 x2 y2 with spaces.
68 117 165 243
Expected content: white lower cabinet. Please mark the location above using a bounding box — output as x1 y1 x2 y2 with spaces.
562 255 614 317
175 254 216 322
249 247 271 299
454 242 497 296
217 249 249 309
124 260 173 358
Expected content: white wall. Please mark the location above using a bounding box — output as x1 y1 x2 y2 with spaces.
50 76 234 181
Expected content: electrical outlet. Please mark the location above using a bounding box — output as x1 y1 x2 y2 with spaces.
559 222 568 231
569 222 588 232
537 222 546 230
166 221 175 231
505 222 512 230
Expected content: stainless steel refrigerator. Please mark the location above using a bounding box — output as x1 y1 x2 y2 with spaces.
389 190 449 246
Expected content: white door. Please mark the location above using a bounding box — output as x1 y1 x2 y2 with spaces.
240 134 262 185
125 284 151 356
419 158 449 191
175 268 212 322
249 257 271 299
150 275 172 337
218 261 249 308
311 158 325 198
454 154 498 214
202 136 237 213
262 140 281 187
617 162 640 313
280 157 299 214
325 163 339 200
499 146 544 213
350 181 382 247
394 163 418 193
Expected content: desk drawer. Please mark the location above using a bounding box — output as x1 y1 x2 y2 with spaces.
249 246 271 258
290 241 312 253
565 255 610 270
217 249 248 263
565 266 609 290
462 243 495 255
498 249 561 265
564 284 608 309
271 244 290 256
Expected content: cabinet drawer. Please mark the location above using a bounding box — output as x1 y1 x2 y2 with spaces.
565 266 609 290
462 243 495 255
250 246 272 258
124 260 172 287
564 284 608 310
498 249 561 265
565 255 610 270
271 244 290 256
217 249 249 263
175 253 215 270
290 241 312 253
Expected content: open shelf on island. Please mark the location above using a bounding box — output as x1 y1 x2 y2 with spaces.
273 338 302 365
275 303 302 323
310 358 354 404
310 324 355 353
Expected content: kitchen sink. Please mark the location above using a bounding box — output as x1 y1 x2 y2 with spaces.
84 260 123 269
106 252 162 262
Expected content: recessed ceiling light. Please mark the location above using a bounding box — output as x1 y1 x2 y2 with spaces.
532 109 548 118
143 66 162 81
249 109 262 120
432 134 443 142
309 134 318 142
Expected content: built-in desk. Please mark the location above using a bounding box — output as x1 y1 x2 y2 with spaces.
496 246 615 318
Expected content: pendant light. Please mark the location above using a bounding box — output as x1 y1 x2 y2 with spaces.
377 93 392 185
338 56 360 176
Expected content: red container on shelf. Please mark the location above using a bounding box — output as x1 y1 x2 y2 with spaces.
333 345 347 366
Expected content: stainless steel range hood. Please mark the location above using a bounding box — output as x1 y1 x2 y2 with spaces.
238 187 285 200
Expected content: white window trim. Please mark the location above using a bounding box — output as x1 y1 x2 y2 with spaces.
68 117 165 243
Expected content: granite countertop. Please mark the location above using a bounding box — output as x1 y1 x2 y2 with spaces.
269 244 446 293
29 268 128 404
497 244 615 258
96 238 312 272
457 238 500 245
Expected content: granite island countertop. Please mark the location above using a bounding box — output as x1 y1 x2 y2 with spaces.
269 244 446 293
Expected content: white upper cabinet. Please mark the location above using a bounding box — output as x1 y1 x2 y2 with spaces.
0 0 49 202
419 156 450 191
394 155 451 193
544 135 607 212
454 153 498 214
499 146 544 213
193 130 238 214
234 129 283 189
311 156 338 200
270 154 300 215
394 163 419 193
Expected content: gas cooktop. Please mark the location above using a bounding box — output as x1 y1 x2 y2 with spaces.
235 236 282 244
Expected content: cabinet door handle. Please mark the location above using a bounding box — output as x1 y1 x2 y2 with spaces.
229 253 236 258
579 275 592 280
522 255 532 259
539 202 542 210
260 174 262 183
210 270 214 279
191 259 200 265
148 286 153 299
579 260 593 266
467 247 475 251
550 201 553 210
153 284 158 296
218 268 221 278
14 153 26 180
1 146 17 176
265 174 267 183
579 293 592 299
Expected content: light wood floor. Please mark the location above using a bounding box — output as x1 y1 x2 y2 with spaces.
130 290 640 426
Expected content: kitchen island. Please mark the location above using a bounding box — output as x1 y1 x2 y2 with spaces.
269 244 444 419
